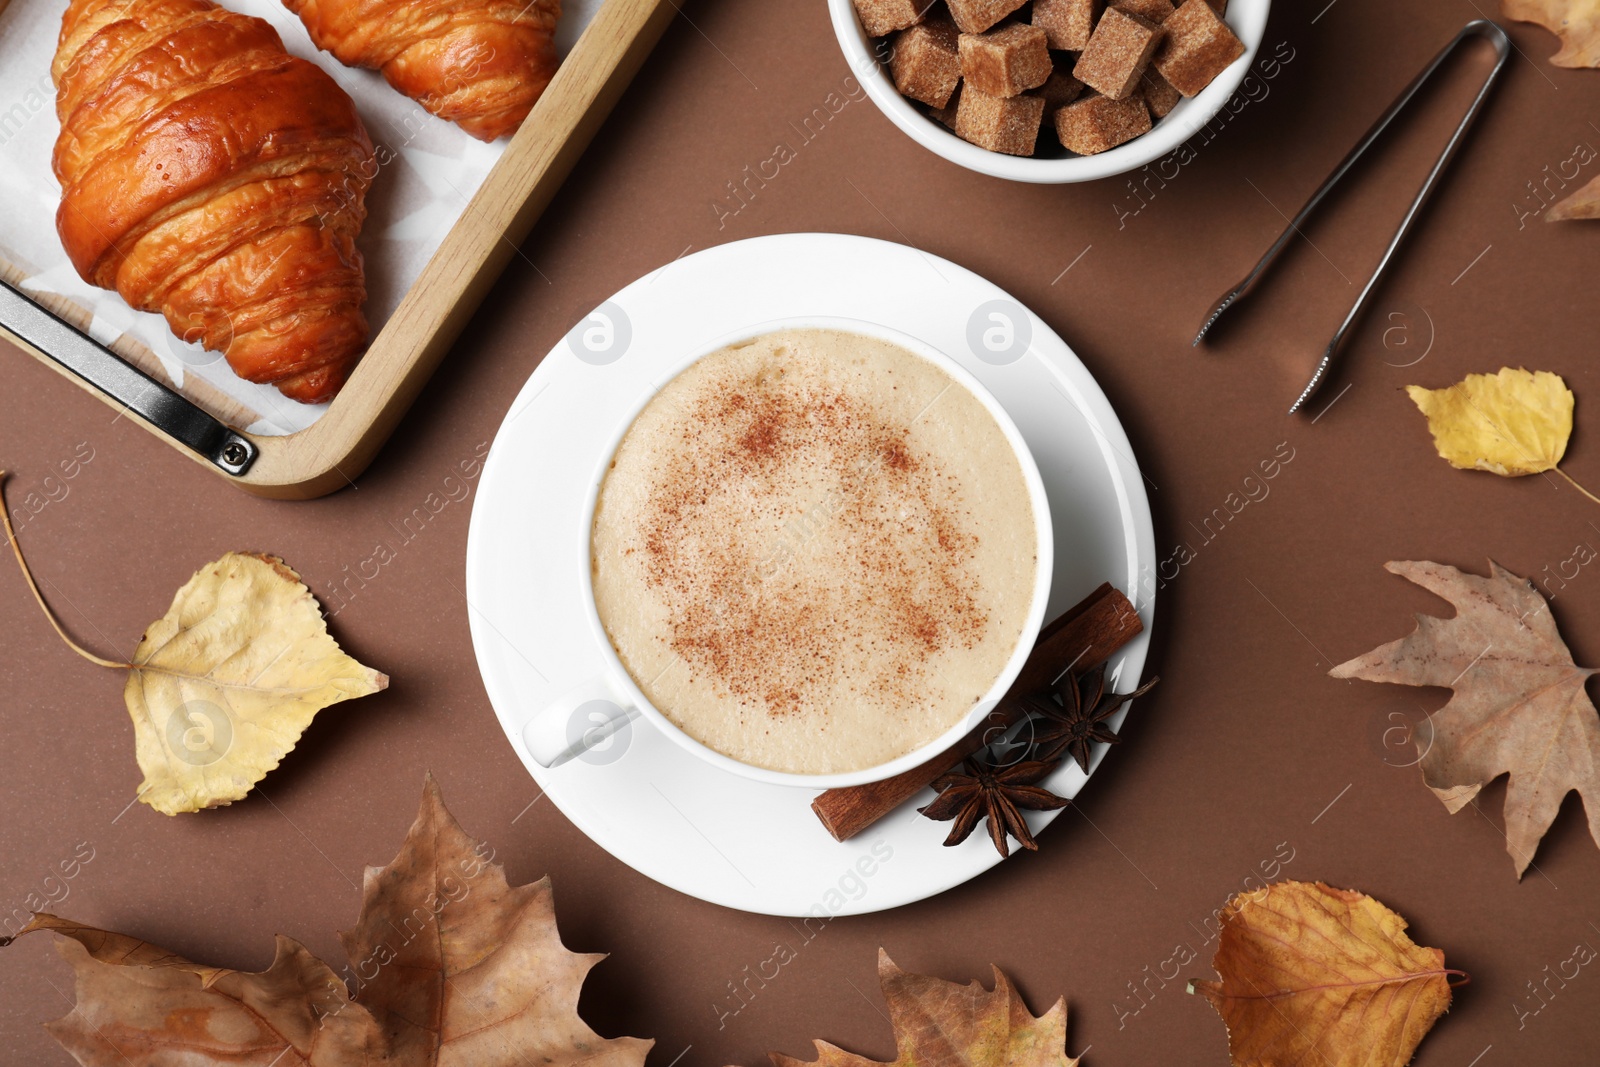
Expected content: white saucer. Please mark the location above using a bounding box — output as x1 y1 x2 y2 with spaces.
465 234 1155 916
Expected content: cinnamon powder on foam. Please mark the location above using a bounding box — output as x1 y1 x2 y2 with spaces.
592 328 1037 773
640 380 988 715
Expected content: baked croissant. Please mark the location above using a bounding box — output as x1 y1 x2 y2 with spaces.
53 0 376 404
281 0 561 142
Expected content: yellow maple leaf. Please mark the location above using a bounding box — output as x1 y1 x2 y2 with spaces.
1189 881 1458 1067
2 475 386 814
1406 368 1598 502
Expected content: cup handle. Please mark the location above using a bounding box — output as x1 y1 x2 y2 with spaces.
522 678 640 768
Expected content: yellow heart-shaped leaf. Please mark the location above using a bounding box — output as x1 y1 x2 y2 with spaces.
127 552 386 814
1406 367 1572 476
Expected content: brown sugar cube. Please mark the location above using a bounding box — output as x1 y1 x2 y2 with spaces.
1033 0 1099 50
1035 69 1085 119
1072 7 1162 100
1141 66 1181 117
891 16 961 106
1054 91 1152 154
956 85 1046 154
959 22 1052 97
1152 0 1244 96
1112 0 1175 22
945 0 1028 33
930 83 962 128
1206 0 1228 12
852 0 926 37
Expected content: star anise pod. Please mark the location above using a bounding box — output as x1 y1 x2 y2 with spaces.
920 756 1069 857
1023 664 1159 774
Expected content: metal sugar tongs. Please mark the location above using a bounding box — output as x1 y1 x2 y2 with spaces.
1193 19 1511 414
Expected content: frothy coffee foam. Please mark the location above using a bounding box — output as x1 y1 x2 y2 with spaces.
591 328 1038 774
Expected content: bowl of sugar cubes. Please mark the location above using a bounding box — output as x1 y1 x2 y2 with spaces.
830 0 1270 183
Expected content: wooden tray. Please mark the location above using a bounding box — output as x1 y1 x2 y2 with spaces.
0 0 674 499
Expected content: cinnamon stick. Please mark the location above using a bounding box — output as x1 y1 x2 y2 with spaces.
811 582 1144 842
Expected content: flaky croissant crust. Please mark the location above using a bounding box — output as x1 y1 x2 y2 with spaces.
284 0 561 141
54 0 377 403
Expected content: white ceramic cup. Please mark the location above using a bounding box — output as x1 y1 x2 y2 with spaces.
827 0 1272 185
521 316 1055 790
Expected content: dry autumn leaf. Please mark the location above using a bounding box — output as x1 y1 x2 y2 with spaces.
7 775 653 1067
1406 368 1599 504
758 949 1077 1067
1549 173 1600 220
1188 881 1458 1067
126 552 387 814
1 473 386 814
1503 0 1600 66
1330 560 1600 876
13 913 383 1065
341 776 653 1066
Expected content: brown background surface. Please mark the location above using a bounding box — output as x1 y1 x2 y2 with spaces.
4 0 1600 1062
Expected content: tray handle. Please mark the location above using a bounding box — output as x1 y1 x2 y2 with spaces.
0 278 256 476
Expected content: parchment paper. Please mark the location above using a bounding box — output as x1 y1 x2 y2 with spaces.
0 0 598 434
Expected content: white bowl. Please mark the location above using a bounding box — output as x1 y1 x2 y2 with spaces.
827 0 1272 184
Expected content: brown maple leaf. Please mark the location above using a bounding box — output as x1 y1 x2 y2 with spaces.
756 949 1078 1067
340 776 652 1066
1330 560 1600 876
7 775 652 1067
1503 0 1600 67
11 914 383 1066
1189 881 1458 1067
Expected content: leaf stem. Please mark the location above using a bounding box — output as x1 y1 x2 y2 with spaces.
1555 466 1600 506
0 471 127 669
